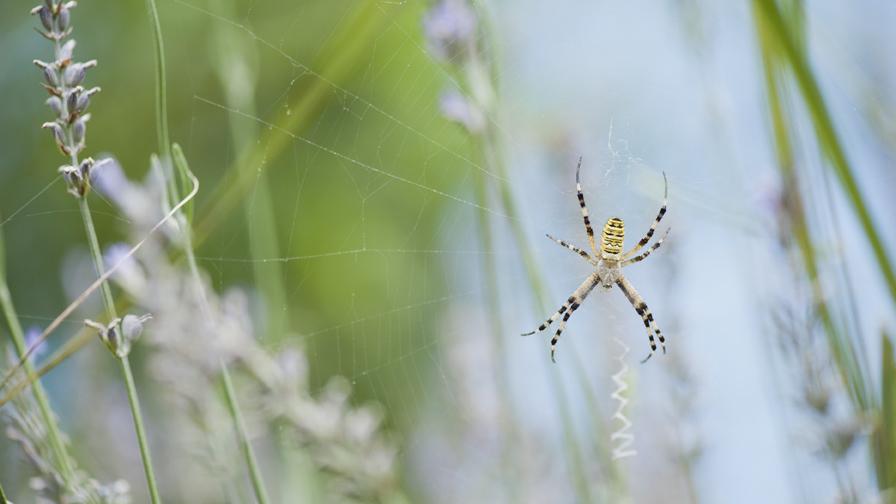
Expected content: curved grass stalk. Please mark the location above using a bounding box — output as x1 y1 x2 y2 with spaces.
0 174 198 404
173 146 271 504
143 0 274 496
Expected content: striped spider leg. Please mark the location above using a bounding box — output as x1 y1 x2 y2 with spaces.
622 172 669 264
522 272 601 362
522 161 671 363
615 277 665 363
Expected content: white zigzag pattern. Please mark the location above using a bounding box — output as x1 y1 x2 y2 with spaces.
610 336 637 460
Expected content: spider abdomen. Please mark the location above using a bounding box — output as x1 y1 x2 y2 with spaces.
601 217 625 256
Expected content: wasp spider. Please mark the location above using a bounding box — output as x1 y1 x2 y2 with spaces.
522 158 670 363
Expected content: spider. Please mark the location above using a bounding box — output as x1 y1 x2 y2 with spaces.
522 158 670 363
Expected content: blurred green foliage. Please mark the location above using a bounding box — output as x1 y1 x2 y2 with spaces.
0 0 471 445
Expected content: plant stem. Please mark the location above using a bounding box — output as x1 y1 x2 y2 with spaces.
144 0 170 164
0 222 76 489
119 356 161 504
754 0 896 310
77 197 161 504
183 228 272 504
221 362 271 504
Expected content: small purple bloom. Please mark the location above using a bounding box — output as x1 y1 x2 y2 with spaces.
423 0 477 61
439 90 484 133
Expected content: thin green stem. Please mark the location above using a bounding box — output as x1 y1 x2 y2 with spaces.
187 234 272 504
77 198 161 504
752 0 869 411
221 362 271 504
481 126 594 503
472 140 523 503
754 0 896 310
0 479 7 503
176 149 272 504
144 0 171 164
119 356 161 504
78 199 116 317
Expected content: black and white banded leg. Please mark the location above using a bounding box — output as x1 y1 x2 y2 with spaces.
623 227 670 266
623 172 668 259
522 272 600 362
546 234 592 261
615 277 665 363
575 157 598 256
521 296 575 336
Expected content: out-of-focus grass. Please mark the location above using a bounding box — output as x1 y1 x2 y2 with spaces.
878 332 896 497
754 0 896 309
753 0 896 499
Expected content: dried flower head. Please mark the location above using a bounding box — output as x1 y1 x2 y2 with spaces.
85 314 152 359
31 0 101 198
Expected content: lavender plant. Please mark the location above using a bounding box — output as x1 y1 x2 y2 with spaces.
3 350 131 504
30 2 160 501
93 161 401 502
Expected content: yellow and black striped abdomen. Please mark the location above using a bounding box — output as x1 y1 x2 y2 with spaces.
601 217 625 256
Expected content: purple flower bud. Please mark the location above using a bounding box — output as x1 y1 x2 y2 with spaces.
59 164 83 196
78 157 94 177
33 5 54 32
34 60 59 87
55 4 70 32
75 86 99 114
439 90 484 133
59 162 90 197
423 0 477 61
46 96 63 116
72 113 90 146
63 60 95 87
42 121 66 151
66 86 82 115
121 314 151 347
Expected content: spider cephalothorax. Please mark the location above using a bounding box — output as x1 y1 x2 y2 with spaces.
522 158 670 363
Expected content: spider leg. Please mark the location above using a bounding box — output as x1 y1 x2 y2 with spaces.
521 272 600 362
546 234 593 262
622 227 670 266
521 296 574 336
615 277 666 363
623 171 668 259
575 157 598 256
551 300 585 363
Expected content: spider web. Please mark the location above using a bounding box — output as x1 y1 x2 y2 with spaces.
4 0 893 503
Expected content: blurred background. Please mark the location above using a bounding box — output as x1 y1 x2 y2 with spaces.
1 0 895 502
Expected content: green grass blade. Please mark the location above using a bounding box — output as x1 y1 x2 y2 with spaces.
752 0 870 412
879 332 896 493
145 0 171 164
754 0 896 309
